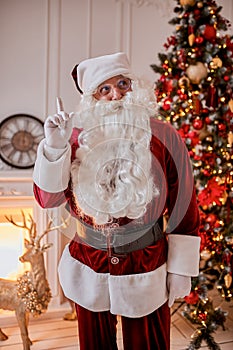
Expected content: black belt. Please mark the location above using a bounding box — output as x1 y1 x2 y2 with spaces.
76 220 164 255
113 222 163 254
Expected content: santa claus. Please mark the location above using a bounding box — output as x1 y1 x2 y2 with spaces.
33 52 200 350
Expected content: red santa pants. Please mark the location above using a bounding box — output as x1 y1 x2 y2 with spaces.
75 301 170 350
70 234 170 349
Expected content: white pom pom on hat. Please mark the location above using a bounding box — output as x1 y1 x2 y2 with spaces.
71 52 134 95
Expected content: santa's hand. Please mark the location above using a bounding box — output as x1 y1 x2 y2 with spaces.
167 273 191 308
44 97 73 149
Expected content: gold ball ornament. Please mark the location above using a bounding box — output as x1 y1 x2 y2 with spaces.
186 62 208 84
180 0 196 6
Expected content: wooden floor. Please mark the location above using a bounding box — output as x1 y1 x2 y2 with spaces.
0 292 232 350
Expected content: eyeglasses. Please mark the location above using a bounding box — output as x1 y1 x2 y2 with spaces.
96 77 132 97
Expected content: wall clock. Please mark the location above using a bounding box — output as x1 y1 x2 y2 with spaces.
0 114 44 169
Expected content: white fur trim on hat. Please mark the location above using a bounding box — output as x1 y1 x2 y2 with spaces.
76 52 133 94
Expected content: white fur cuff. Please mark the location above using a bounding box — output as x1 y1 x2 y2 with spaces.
33 139 71 193
167 234 201 276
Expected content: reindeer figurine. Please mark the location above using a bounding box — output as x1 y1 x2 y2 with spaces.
0 211 67 350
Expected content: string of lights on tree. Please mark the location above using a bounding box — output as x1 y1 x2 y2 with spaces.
151 0 233 349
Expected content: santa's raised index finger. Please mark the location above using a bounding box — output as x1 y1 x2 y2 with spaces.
56 97 64 113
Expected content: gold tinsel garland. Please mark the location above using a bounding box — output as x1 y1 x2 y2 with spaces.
17 271 52 317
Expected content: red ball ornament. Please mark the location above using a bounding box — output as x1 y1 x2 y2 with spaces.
223 250 232 265
194 9 201 16
195 36 204 45
189 150 195 157
165 79 174 93
182 123 190 133
224 75 230 81
203 169 211 176
205 117 212 125
206 213 217 224
189 131 197 138
218 123 226 131
192 118 204 130
194 154 201 160
178 62 186 69
179 93 188 100
198 312 207 321
160 75 166 82
203 25 216 41
163 97 172 111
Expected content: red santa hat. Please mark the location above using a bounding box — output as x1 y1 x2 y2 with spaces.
71 52 133 95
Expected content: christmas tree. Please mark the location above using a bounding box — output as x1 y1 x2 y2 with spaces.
151 0 233 349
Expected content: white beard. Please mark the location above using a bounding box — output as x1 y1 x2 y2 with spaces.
71 85 159 225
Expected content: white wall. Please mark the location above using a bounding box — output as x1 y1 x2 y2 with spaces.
0 0 233 159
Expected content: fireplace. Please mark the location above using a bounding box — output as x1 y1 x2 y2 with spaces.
0 207 32 280
0 171 69 324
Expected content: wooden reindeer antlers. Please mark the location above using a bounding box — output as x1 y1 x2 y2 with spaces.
5 210 36 242
36 216 70 246
5 210 70 249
